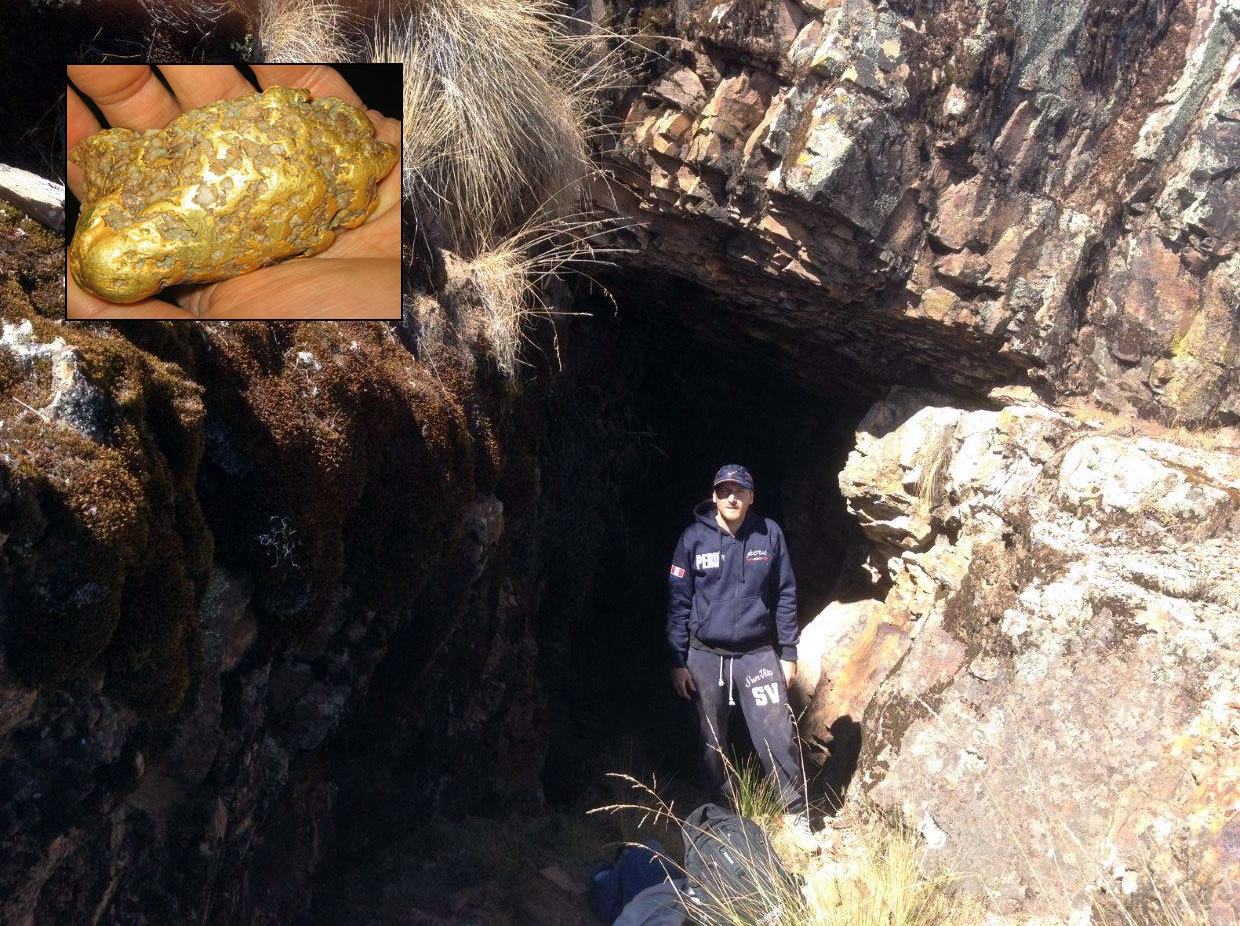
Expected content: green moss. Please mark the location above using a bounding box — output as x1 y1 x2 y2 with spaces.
0 301 211 712
0 199 66 319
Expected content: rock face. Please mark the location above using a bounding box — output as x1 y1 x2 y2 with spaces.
589 0 1240 424
0 188 554 924
9 2 1240 924
0 164 65 234
798 386 1240 920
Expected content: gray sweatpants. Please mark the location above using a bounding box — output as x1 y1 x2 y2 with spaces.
685 646 805 813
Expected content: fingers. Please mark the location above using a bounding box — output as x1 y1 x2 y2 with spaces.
65 84 100 202
672 669 697 699
310 199 400 260
71 258 401 320
176 257 400 319
157 64 256 113
250 64 367 110
68 272 198 319
370 114 402 218
67 65 182 132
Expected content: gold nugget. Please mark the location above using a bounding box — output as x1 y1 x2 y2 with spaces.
69 86 397 304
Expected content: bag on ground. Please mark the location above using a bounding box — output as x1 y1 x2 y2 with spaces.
680 803 797 925
614 878 688 926
590 839 674 922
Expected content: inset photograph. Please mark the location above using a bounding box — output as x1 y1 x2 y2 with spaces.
65 63 402 319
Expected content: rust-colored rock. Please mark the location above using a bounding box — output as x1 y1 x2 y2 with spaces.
68 86 397 303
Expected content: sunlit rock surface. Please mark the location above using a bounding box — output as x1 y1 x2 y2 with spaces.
68 86 397 303
591 0 1239 425
803 386 1240 921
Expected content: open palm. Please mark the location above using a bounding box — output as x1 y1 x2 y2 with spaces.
66 64 401 320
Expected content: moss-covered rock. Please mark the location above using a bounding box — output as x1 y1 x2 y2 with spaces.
138 319 479 640
1 223 210 716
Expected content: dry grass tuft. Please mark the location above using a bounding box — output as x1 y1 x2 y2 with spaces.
255 0 359 62
731 754 787 825
915 423 955 509
136 0 232 34
460 211 632 379
800 799 984 926
591 769 983 926
367 0 631 256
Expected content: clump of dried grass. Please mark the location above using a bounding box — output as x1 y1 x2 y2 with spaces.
914 424 955 509
799 799 984 926
367 0 630 257
462 212 630 379
255 0 359 62
136 0 232 34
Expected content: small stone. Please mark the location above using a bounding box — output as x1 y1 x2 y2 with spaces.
918 811 948 850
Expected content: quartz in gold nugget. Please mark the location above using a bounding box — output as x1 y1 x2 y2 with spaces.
69 86 397 304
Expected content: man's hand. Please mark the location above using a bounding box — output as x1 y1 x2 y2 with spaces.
780 660 797 685
66 64 401 319
671 667 697 700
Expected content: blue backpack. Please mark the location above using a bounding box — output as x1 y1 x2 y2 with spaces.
589 839 674 922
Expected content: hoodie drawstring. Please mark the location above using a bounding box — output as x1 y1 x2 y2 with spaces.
719 655 735 704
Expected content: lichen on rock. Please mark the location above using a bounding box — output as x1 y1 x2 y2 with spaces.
801 386 1240 920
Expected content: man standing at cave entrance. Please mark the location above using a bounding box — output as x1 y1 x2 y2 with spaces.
666 464 814 844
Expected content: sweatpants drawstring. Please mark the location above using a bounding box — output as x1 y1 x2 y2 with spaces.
728 657 735 706
718 656 724 688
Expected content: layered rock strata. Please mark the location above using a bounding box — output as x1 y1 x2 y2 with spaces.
590 0 1239 424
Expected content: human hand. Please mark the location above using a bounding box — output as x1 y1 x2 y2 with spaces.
671 667 697 700
66 64 401 319
780 660 797 685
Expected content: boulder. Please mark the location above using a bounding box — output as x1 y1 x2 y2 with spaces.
822 387 1240 921
0 163 63 234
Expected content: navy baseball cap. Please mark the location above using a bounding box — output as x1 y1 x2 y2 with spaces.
712 464 754 491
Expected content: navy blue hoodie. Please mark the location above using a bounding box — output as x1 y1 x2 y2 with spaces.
666 499 799 668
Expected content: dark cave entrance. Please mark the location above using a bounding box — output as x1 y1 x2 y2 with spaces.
535 270 875 811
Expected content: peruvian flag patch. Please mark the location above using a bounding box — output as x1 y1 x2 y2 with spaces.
669 564 686 579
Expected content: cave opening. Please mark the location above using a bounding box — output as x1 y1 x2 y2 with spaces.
533 270 876 811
